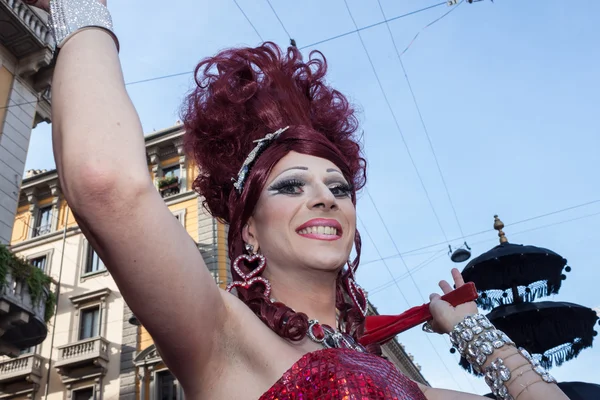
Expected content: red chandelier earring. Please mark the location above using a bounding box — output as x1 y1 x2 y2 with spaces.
226 245 272 298
343 265 368 317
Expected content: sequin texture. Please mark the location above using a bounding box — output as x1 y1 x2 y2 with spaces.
259 348 427 400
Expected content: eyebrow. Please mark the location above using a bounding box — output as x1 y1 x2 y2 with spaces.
274 166 343 179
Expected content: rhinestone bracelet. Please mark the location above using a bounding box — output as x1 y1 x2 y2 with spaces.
49 0 120 52
484 348 557 400
516 348 557 384
449 314 515 373
484 358 513 400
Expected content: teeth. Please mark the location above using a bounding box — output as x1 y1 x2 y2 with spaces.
298 226 339 236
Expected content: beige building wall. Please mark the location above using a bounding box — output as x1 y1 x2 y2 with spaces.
0 2 53 245
2 126 224 400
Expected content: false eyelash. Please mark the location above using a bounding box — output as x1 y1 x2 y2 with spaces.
268 178 305 192
329 182 353 196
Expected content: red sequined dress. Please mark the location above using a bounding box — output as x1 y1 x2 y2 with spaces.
259 348 427 399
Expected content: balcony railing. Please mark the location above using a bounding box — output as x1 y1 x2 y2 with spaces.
32 224 51 238
2 0 53 46
0 353 43 384
158 178 181 198
55 337 109 374
0 271 49 354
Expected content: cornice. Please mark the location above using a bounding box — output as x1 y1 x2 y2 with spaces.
144 124 185 147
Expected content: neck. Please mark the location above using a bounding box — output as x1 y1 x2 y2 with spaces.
265 266 338 329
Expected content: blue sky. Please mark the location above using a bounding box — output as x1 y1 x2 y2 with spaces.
26 0 600 394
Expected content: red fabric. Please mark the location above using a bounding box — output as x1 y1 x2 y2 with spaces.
259 348 427 400
360 283 478 346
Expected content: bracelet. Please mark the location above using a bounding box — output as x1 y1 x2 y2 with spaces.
516 348 557 384
484 349 557 400
449 314 514 373
49 0 120 52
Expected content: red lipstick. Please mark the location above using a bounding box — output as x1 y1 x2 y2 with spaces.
296 218 343 241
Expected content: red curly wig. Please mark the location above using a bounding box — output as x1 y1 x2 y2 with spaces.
181 42 375 351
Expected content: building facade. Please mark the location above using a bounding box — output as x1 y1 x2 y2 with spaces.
3 125 426 399
0 0 54 246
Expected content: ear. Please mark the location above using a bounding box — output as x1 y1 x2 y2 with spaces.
242 218 259 251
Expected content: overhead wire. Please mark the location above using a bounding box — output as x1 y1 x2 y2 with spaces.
299 2 448 50
265 0 292 39
363 190 479 393
361 207 600 295
357 210 468 392
232 0 264 42
377 0 467 240
342 1 469 390
401 0 465 56
341 1 450 246
0 1 452 111
361 199 600 262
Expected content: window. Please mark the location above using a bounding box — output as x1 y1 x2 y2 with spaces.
85 244 106 274
30 256 47 272
210 270 220 285
19 347 33 355
172 209 185 226
163 165 180 180
156 370 178 400
159 166 181 198
72 387 95 400
79 306 100 340
34 206 52 237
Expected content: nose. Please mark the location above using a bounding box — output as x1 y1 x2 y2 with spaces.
307 183 338 211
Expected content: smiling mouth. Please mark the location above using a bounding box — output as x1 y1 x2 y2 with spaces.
296 226 342 241
297 226 339 236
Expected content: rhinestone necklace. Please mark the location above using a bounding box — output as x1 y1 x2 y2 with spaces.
306 319 366 352
270 298 366 352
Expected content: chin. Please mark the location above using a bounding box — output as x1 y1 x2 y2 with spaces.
306 253 348 272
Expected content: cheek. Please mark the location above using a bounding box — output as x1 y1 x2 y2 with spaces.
255 199 298 239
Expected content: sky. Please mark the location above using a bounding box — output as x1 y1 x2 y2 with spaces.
25 0 600 394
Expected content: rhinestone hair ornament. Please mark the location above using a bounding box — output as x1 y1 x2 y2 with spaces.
232 126 290 193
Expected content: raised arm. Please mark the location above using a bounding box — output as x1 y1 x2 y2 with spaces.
37 0 228 387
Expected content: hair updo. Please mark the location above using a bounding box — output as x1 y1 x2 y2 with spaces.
181 42 377 352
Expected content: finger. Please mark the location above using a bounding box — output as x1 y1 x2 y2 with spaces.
439 280 453 294
451 268 465 287
429 292 441 301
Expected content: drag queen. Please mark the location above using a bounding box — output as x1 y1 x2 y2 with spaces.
29 0 568 398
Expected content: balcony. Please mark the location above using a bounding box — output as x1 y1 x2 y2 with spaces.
0 353 44 396
54 337 109 381
0 268 51 357
158 177 181 198
0 0 55 82
32 224 51 238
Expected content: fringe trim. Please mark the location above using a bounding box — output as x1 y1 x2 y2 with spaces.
476 280 559 311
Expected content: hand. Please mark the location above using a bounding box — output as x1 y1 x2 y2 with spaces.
23 0 107 12
427 268 478 334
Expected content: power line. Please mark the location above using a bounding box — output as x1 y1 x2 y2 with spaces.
363 188 479 393
342 0 451 245
377 0 467 241
367 251 447 296
401 0 464 56
0 2 451 112
343 2 468 390
299 2 447 50
357 210 468 392
233 0 264 42
363 199 600 261
265 0 292 39
361 201 600 270
125 71 193 87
